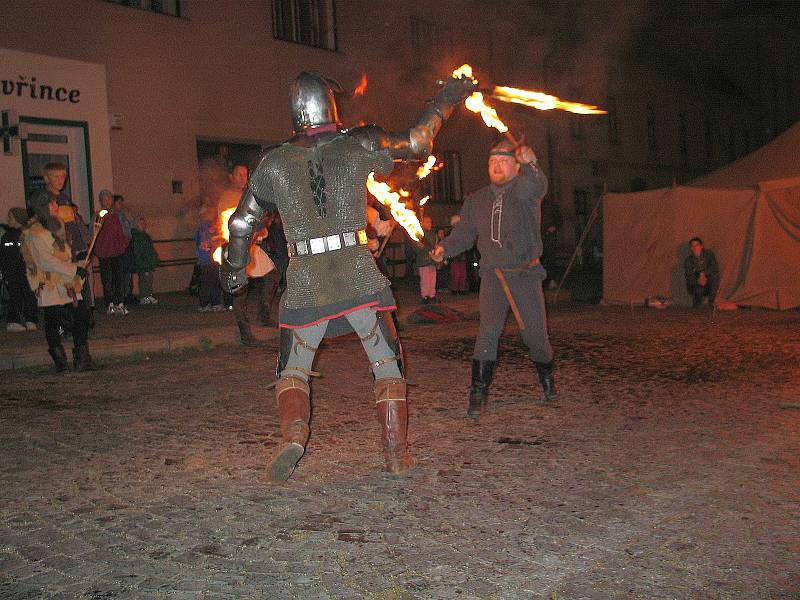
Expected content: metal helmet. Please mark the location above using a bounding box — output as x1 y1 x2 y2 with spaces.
289 72 341 133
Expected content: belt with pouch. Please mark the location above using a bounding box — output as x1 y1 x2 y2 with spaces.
287 229 369 258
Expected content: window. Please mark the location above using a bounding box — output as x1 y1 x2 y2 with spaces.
422 151 462 204
606 97 619 144
678 112 688 164
704 117 714 161
411 17 453 69
646 102 658 153
105 0 184 17
573 189 589 241
273 0 337 51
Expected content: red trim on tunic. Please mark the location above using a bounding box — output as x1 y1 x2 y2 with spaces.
279 302 397 329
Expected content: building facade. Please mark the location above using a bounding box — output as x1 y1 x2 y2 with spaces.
2 1 796 292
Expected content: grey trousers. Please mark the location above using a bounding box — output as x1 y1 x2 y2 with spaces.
474 265 554 363
280 307 402 382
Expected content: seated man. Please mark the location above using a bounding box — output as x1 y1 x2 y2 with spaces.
684 237 720 307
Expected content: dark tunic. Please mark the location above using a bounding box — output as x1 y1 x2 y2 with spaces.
439 163 548 269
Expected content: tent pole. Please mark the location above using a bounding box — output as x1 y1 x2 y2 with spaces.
555 195 603 303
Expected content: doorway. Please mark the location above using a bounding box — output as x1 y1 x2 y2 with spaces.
20 118 94 220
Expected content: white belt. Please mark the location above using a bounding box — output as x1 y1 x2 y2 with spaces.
287 229 368 257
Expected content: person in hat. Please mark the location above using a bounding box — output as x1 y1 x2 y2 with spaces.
20 190 93 371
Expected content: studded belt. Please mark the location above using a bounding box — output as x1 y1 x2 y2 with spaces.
287 229 369 258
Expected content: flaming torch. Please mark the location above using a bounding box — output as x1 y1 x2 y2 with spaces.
491 86 607 115
353 73 368 97
450 63 606 144
212 207 236 265
366 173 423 242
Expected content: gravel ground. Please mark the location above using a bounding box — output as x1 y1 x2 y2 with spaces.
1 301 798 599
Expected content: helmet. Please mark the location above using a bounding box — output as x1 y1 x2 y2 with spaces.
289 72 341 133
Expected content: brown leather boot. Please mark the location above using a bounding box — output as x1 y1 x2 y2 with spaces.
268 377 311 482
375 378 416 474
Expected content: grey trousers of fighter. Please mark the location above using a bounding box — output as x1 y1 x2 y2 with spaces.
474 265 553 363
279 307 402 381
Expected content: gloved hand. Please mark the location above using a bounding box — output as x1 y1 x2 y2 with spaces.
220 256 248 294
438 74 479 105
75 266 88 279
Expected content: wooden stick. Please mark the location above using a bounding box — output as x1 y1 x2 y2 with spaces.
495 267 525 330
374 224 396 259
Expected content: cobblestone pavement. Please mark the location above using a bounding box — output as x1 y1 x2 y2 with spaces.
1 303 799 599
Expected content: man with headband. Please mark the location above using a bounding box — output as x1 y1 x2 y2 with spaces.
431 140 555 418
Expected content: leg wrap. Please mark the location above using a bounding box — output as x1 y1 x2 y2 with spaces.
374 378 415 474
277 322 326 381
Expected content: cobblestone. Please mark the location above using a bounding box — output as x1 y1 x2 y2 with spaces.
0 298 799 598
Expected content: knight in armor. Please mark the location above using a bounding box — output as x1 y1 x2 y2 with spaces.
220 70 476 481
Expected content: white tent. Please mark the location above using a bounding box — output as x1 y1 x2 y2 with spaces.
603 122 800 309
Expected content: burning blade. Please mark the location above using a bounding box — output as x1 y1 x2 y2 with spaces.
491 85 607 115
366 172 424 242
213 207 236 264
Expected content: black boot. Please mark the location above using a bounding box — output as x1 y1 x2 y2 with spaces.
468 359 496 418
48 345 70 373
237 320 259 347
533 361 556 402
73 345 95 372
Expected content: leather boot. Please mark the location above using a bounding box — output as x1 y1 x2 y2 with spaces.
533 360 556 402
72 345 95 372
268 377 311 482
48 345 69 373
467 359 495 418
237 320 259 347
375 378 416 474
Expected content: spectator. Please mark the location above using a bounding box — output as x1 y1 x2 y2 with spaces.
540 195 562 289
684 237 720 308
20 191 93 372
259 210 287 326
1 208 39 332
195 205 224 312
113 195 137 305
131 217 160 305
415 216 438 304
94 190 130 315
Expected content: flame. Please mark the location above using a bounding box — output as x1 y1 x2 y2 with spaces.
492 85 607 115
353 73 368 97
416 155 437 180
419 196 429 207
451 64 477 81
465 92 509 133
366 172 423 241
450 64 509 133
212 207 236 264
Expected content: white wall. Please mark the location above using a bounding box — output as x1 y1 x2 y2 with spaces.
0 48 113 219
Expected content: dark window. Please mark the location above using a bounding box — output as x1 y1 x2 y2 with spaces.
704 117 714 160
727 125 736 161
678 112 688 163
273 0 337 51
411 17 453 69
105 0 183 17
422 151 462 204
606 96 619 145
646 102 657 153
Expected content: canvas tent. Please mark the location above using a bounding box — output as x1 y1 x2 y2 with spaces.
603 122 800 309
